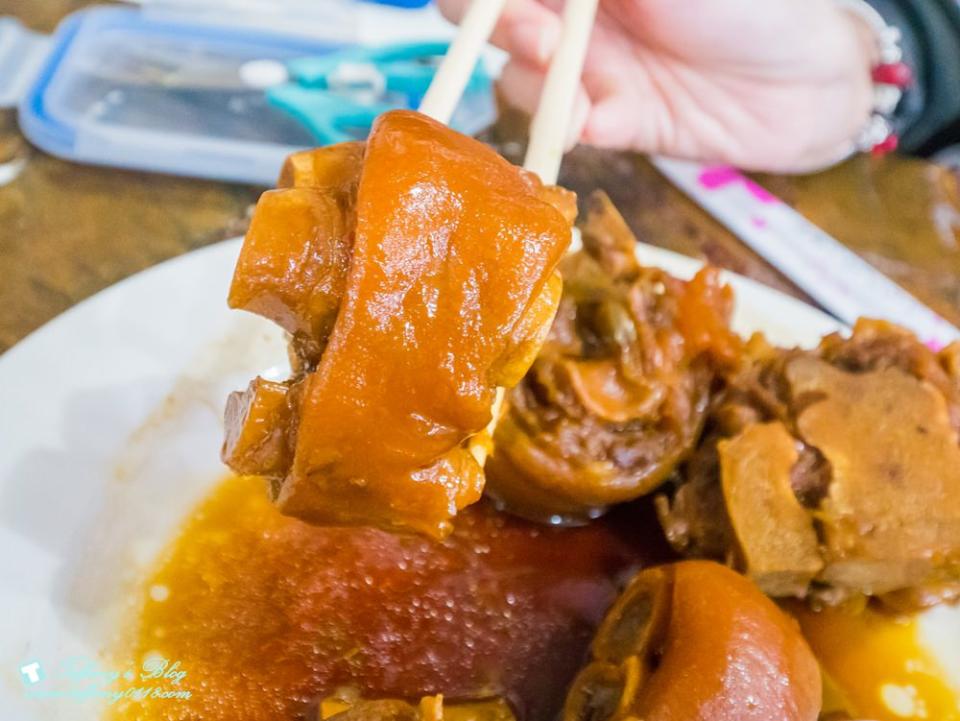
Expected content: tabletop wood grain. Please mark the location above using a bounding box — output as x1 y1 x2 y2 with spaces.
2 0 959 354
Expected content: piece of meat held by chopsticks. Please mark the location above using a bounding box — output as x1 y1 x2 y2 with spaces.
224 110 573 537
223 0 598 537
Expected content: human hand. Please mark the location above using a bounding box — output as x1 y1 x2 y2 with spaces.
438 0 877 172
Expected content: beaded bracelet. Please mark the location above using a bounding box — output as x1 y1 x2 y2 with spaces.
835 0 913 156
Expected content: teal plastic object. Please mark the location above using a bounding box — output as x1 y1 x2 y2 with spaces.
267 41 491 144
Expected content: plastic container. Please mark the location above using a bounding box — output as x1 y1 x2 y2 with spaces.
1 2 495 185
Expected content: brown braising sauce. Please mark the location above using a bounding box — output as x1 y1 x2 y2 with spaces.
108 475 670 721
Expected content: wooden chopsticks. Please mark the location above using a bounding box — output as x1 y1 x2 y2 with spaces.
420 0 599 185
419 0 600 465
523 0 599 183
419 0 510 126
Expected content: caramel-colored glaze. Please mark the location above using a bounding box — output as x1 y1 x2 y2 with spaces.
108 475 670 721
564 561 821 721
228 143 362 361
222 376 294 477
279 142 366 190
792 603 959 721
674 266 742 365
278 111 570 537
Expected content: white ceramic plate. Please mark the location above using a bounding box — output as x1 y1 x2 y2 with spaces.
0 239 956 720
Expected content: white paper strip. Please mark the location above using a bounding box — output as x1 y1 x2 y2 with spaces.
653 156 960 349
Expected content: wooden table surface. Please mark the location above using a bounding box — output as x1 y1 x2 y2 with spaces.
2 0 960 354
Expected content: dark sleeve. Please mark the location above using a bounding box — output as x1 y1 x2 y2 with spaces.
867 0 960 155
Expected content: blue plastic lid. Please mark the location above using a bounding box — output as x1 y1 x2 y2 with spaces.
367 0 432 7
15 3 494 185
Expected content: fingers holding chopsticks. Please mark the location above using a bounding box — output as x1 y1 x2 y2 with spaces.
437 0 621 153
439 0 882 172
437 0 563 67
428 0 600 182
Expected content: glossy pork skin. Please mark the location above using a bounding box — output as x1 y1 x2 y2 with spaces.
284 111 570 536
564 561 822 721
224 111 572 537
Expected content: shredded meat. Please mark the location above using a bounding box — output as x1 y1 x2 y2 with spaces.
657 319 960 609
486 192 740 523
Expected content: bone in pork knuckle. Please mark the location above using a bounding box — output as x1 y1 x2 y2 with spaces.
563 561 822 721
486 192 741 524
